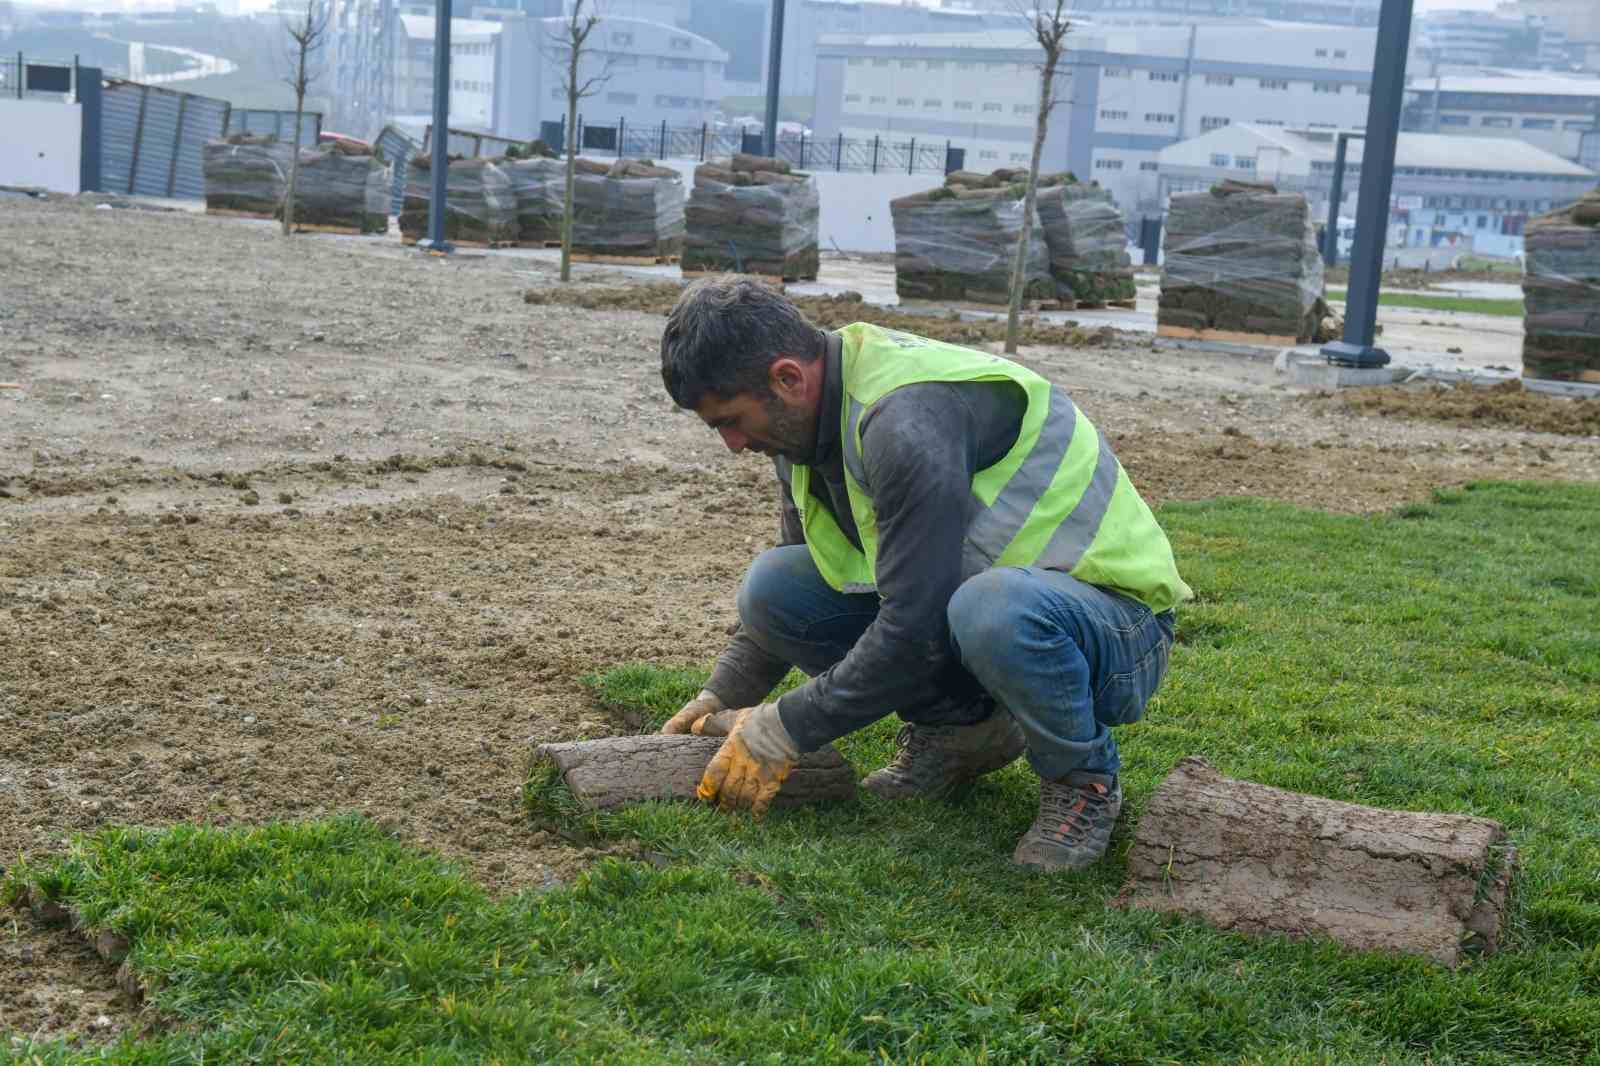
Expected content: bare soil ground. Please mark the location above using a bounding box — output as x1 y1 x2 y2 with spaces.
2 197 1597 1045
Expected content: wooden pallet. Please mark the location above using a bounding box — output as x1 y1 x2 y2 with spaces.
205 207 276 221
1057 298 1136 312
1156 324 1301 347
294 222 384 237
1 382 23 390
572 252 681 266
681 269 799 286
401 236 516 249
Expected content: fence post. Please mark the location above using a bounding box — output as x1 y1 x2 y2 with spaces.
799 132 806 170
659 118 667 159
908 136 915 175
700 122 707 161
836 132 843 171
618 115 625 157
577 113 584 152
871 135 879 174
16 52 22 99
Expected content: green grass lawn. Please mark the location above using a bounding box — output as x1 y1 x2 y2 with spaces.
7 482 1600 1063
1328 289 1524 318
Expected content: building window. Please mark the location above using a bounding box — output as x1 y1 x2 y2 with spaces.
1210 153 1230 166
1140 161 1158 171
979 149 998 160
550 88 563 99
1235 156 1255 170
1099 109 1127 120
900 59 918 69
1014 103 1034 114
982 102 1002 112
956 61 974 69
1439 114 1470 126
1481 116 1512 128
1565 120 1592 130
1522 118 1555 130
1144 112 1175 124
848 57 864 66
1148 70 1181 83
1094 158 1124 170
872 58 889 67
1259 78 1288 90
1204 74 1234 86
869 95 886 104
924 98 941 108
1103 66 1129 78
1315 47 1327 56
954 100 973 110
1256 118 1285 126
1011 152 1030 162
1312 82 1341 94
844 93 862 103
896 97 914 106
1200 115 1229 131
607 91 637 105
611 31 633 45
926 59 945 69
1357 85 1369 95
1477 214 1488 227
670 36 691 50
1334 49 1347 58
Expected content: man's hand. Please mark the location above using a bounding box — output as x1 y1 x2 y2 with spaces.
696 703 799 817
660 690 724 735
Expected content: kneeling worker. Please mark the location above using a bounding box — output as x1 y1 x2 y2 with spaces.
658 278 1190 871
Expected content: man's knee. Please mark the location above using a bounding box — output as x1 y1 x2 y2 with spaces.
736 545 820 641
947 568 1035 667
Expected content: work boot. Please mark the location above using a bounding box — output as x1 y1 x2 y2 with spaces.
1012 771 1122 872
862 713 1025 800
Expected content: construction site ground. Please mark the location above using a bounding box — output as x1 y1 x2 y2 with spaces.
2 196 1597 1043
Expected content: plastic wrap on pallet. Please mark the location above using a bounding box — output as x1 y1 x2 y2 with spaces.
285 146 390 233
203 137 293 216
570 170 686 257
399 157 518 244
1521 188 1600 381
891 194 1050 305
504 157 567 244
1158 185 1325 341
682 164 820 279
1036 183 1134 303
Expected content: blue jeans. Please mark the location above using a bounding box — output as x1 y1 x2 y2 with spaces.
740 546 1175 779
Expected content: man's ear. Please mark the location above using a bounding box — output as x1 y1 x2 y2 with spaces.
769 356 807 399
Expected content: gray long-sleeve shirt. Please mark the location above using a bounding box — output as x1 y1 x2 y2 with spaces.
704 332 1029 753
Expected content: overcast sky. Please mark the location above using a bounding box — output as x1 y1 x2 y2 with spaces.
13 0 1515 12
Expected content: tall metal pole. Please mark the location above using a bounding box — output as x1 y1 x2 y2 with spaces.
763 0 785 158
1321 0 1414 369
1322 132 1362 269
427 0 453 250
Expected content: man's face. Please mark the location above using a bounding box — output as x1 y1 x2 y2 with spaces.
695 388 817 463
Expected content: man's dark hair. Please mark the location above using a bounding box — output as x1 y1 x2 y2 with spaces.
660 276 822 409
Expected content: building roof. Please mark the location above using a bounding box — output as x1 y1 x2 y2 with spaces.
1410 73 1600 98
1164 123 1597 177
400 15 505 39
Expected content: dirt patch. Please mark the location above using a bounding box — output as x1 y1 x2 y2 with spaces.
1305 380 1600 438
2 195 1597 1043
523 284 1136 349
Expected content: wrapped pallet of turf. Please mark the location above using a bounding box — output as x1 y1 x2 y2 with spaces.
891 178 1050 305
282 141 391 234
682 154 820 280
1158 180 1326 342
203 134 293 218
568 158 686 258
399 156 518 245
504 156 567 245
1521 187 1600 382
1035 179 1135 304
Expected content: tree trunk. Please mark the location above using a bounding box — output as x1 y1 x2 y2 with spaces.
1004 48 1059 355
282 58 307 236
1116 756 1516 967
561 54 579 283
533 734 858 811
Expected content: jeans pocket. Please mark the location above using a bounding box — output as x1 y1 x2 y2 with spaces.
1092 635 1171 727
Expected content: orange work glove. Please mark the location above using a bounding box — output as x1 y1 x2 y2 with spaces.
695 703 799 818
660 690 724 735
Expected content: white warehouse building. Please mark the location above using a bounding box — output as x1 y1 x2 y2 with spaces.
1158 124 1596 256
812 20 1378 219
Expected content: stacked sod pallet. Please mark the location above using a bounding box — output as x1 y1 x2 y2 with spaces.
203 134 294 218
1034 178 1135 305
283 140 390 234
565 158 686 258
502 142 564 245
891 168 1050 305
1159 180 1327 342
1522 187 1600 382
399 156 518 245
683 154 820 280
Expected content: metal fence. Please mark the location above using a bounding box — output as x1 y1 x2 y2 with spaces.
546 117 965 175
225 108 323 149
375 124 420 215
1 54 82 100
101 79 231 199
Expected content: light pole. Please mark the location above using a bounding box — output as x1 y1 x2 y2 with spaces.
427 0 453 251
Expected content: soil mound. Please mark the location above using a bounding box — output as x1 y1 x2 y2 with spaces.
1308 379 1600 436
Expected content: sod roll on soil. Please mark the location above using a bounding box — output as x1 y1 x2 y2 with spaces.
892 168 1051 305
683 155 820 279
1159 180 1328 341
400 156 518 245
1521 186 1600 382
283 142 391 234
203 134 294 217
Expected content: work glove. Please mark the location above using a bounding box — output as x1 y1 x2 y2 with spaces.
660 690 724 735
696 702 799 818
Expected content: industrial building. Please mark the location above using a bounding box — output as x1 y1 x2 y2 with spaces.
1157 123 1596 256
1403 72 1600 166
812 20 1377 218
1412 9 1571 71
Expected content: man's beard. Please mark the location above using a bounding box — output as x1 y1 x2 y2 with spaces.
757 391 818 464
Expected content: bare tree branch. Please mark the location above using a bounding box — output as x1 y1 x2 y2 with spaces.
545 0 616 281
280 0 329 236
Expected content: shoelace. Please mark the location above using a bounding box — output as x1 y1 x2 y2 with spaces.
1040 782 1109 843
